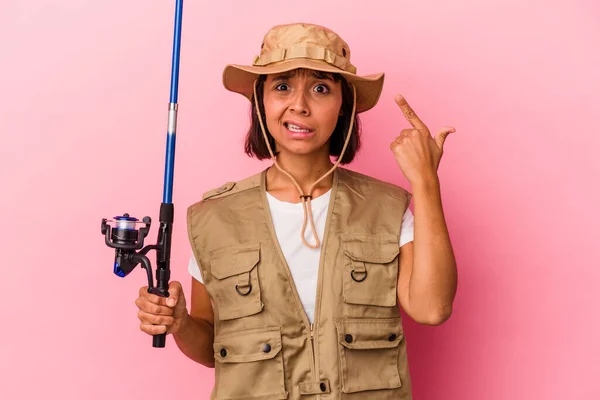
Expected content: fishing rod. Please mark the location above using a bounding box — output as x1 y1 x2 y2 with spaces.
100 0 184 348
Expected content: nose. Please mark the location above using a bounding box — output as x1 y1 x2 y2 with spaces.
289 89 310 116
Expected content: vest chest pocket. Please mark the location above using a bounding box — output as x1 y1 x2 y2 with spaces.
213 326 288 399
209 242 264 321
341 235 400 307
335 318 404 394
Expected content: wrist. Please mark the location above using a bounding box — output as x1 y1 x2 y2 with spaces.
175 309 191 336
410 175 440 192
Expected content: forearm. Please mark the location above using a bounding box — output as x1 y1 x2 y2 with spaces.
173 312 215 367
409 177 457 324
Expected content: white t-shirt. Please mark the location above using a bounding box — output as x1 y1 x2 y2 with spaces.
188 189 414 323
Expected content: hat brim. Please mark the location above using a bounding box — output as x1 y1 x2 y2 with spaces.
223 58 384 114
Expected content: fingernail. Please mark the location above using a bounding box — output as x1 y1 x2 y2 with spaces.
167 298 176 307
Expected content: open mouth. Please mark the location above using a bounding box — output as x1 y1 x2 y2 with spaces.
284 122 315 135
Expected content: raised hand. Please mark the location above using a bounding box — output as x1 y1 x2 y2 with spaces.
390 95 455 185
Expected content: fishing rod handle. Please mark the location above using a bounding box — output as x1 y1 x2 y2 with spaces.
149 285 169 348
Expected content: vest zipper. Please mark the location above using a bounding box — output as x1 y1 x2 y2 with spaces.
310 322 320 397
310 323 316 372
259 169 337 396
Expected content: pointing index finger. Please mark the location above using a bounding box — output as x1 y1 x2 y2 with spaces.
395 95 428 131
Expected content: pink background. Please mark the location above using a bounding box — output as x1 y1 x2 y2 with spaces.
1 0 599 399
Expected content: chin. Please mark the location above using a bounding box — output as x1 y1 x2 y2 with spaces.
272 133 330 157
284 147 315 156
282 143 329 158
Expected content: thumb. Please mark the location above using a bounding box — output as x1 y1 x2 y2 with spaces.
435 126 455 150
166 281 183 307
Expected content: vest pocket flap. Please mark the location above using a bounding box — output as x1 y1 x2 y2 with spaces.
336 318 404 350
213 326 282 364
209 242 260 279
336 318 404 393
342 236 399 263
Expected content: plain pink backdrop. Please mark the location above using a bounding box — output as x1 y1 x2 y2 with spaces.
1 0 599 399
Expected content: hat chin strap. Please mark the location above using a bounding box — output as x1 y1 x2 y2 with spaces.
253 79 357 249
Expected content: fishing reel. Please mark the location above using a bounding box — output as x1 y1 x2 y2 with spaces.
101 207 173 348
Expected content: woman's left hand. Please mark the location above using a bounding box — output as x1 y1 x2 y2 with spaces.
390 95 455 186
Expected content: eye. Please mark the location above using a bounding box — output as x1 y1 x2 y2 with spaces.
314 84 330 94
275 83 289 91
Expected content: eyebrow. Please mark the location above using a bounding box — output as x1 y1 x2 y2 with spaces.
311 71 335 81
272 70 335 82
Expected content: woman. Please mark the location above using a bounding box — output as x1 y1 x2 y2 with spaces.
135 22 457 399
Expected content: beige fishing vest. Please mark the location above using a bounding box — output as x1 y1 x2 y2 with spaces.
187 166 413 399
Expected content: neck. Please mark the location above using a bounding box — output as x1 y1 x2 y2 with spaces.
267 150 335 194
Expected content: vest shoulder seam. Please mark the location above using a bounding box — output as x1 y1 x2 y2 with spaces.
201 171 262 201
339 168 411 198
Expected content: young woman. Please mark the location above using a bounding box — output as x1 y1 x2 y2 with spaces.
135 22 457 399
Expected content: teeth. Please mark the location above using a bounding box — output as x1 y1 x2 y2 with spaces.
287 123 312 133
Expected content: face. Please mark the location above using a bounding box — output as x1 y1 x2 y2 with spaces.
262 68 343 158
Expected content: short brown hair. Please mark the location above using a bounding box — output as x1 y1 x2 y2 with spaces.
244 71 362 164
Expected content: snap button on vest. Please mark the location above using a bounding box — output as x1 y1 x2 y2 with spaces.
220 348 227 357
262 343 271 353
298 380 331 395
216 183 232 193
345 334 353 343
389 333 397 341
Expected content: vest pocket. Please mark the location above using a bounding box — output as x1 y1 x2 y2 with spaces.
335 318 404 394
209 242 264 321
341 235 399 307
213 326 288 399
